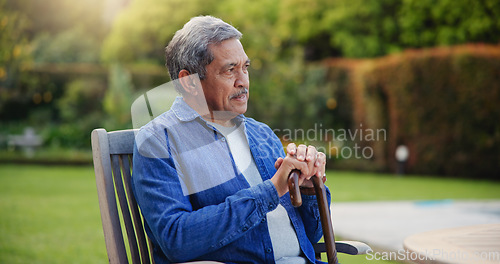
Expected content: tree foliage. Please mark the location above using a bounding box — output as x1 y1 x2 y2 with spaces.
2 0 500 172
102 0 500 61
31 27 101 63
0 0 31 88
103 64 134 130
101 0 217 64
1 0 107 124
56 78 106 148
277 0 500 58
99 0 500 129
4 0 106 64
399 0 500 48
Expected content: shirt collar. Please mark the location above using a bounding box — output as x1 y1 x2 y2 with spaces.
171 96 246 125
171 96 201 122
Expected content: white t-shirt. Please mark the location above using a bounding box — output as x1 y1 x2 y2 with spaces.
209 121 306 264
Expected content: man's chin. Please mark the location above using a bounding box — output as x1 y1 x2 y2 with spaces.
233 104 247 116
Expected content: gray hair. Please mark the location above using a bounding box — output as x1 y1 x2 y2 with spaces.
165 16 242 91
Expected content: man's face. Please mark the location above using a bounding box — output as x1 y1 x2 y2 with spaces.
200 38 250 120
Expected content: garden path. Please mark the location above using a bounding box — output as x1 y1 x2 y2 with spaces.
332 200 500 252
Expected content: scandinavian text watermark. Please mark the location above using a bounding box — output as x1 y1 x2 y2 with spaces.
272 123 387 160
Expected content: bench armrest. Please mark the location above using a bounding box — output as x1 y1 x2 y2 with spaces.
314 241 372 255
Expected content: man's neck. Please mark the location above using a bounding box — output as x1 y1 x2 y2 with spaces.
205 116 234 127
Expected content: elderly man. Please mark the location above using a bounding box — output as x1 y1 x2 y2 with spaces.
132 16 330 264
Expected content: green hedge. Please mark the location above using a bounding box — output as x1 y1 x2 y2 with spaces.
330 44 500 178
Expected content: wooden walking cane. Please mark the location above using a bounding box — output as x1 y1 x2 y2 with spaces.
288 170 339 264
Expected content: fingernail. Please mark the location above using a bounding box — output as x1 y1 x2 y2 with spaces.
315 161 320 166
298 155 304 160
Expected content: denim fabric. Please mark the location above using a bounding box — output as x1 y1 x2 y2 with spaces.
132 97 330 264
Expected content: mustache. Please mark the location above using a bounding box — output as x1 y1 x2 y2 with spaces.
229 88 248 99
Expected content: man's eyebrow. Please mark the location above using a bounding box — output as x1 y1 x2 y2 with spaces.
223 59 251 69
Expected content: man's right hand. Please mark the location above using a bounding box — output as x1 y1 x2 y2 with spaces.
270 143 326 197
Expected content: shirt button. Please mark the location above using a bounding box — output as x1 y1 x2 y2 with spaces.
265 248 272 253
221 137 226 142
268 203 274 209
242 227 248 232
261 218 266 223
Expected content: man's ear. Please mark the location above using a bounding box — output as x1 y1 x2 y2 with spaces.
178 69 198 95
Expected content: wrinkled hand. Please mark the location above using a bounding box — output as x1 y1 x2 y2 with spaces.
271 143 326 196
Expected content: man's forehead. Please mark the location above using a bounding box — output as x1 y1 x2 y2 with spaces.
209 39 248 60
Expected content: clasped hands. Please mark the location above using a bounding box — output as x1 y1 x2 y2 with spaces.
271 143 326 197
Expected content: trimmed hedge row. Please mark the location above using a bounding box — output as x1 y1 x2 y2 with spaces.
325 44 500 178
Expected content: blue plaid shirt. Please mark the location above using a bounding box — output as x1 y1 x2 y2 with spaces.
132 97 330 263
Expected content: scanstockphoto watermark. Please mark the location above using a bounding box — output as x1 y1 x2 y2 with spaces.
430 248 500 263
273 123 387 160
365 249 500 262
366 249 434 262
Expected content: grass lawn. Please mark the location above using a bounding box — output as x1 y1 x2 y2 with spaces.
0 165 107 264
327 171 500 202
1 164 499 264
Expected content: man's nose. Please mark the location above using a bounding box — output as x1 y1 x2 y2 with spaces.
234 70 249 88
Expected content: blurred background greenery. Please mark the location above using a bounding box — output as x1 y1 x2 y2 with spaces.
1 1 500 263
1 0 499 178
